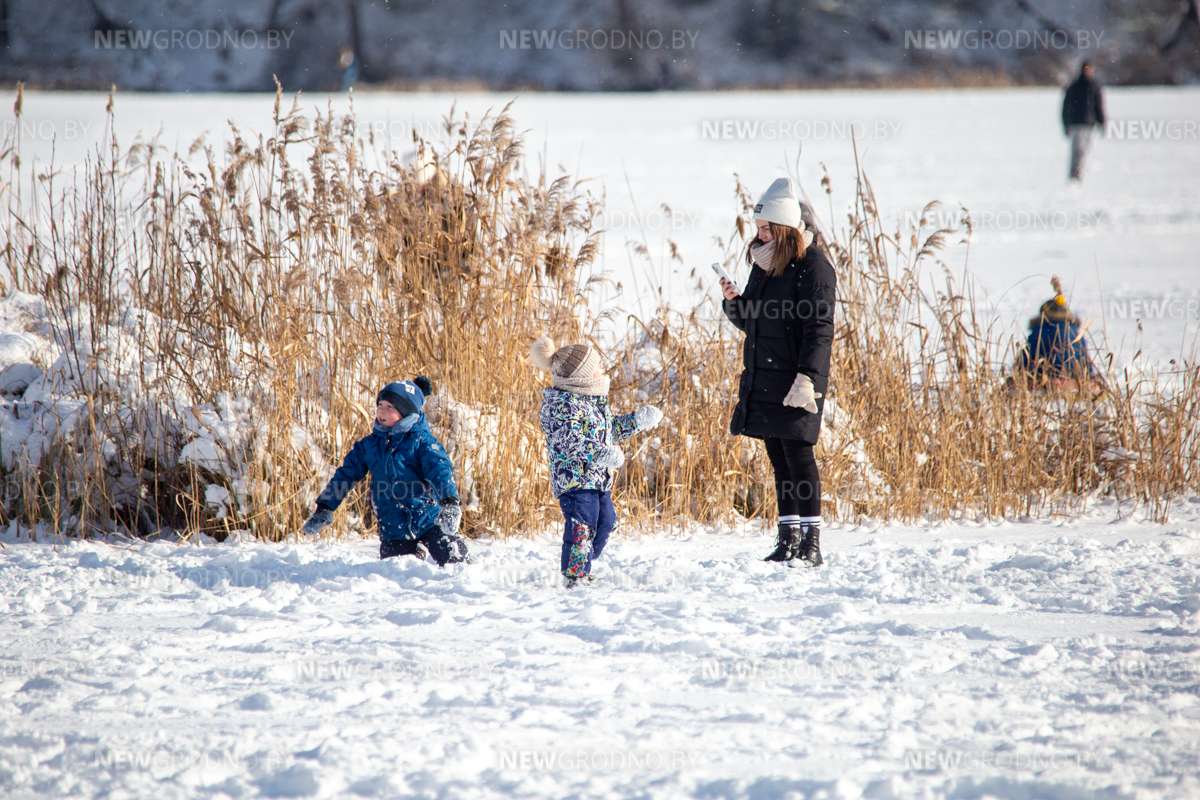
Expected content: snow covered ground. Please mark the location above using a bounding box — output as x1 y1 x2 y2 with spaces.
5 87 1198 364
5 505 1200 799
2 88 1198 799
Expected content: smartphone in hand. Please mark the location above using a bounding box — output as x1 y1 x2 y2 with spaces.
711 262 739 295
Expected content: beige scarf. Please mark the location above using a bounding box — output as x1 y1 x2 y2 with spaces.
751 226 816 272
751 240 777 270
553 374 611 396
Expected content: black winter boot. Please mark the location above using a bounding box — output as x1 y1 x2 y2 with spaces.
796 523 823 567
422 529 472 566
764 524 801 562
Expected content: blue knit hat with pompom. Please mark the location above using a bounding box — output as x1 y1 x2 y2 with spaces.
377 375 433 416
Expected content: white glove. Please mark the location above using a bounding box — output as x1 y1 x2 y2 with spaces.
436 500 462 536
782 373 821 414
633 405 664 431
594 445 625 469
301 506 333 535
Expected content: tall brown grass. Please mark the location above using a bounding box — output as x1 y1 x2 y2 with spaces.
0 84 1195 545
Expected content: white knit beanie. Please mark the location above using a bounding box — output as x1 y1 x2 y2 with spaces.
753 178 803 229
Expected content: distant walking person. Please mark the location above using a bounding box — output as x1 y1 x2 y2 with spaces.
339 47 360 92
1061 61 1106 182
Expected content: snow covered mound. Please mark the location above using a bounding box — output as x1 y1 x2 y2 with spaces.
0 291 331 538
4 509 1200 798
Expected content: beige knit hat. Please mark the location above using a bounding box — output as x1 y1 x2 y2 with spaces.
530 335 600 378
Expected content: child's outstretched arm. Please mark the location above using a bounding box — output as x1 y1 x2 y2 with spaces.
611 405 664 443
302 440 370 535
316 440 371 510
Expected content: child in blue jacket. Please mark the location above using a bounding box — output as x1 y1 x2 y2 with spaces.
1015 277 1098 387
301 376 470 565
531 336 663 587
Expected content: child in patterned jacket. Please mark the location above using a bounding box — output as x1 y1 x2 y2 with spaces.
531 335 664 587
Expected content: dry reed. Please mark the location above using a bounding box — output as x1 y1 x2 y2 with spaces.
0 85 1195 545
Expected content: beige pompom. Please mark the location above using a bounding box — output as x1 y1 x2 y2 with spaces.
530 334 557 371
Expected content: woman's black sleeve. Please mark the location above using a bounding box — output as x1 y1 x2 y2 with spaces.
796 261 836 378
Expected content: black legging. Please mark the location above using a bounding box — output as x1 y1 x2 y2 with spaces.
762 437 821 520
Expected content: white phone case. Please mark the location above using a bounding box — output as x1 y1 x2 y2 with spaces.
711 262 737 291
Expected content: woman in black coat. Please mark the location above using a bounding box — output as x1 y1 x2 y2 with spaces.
720 178 836 566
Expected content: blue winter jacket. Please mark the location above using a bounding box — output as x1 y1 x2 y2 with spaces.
539 387 639 498
1017 320 1096 380
316 415 458 540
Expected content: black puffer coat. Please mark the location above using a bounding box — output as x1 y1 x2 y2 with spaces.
1061 75 1106 129
722 246 836 444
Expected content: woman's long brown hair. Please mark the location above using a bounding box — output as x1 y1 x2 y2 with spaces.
745 222 807 277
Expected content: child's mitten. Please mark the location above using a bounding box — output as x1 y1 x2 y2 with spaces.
633 405 664 431
436 497 462 536
782 373 821 413
301 505 333 535
594 445 625 469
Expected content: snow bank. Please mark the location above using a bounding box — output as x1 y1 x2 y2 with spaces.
0 290 517 536
0 293 324 532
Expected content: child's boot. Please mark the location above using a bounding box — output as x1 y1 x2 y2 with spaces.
423 529 472 566
380 538 425 560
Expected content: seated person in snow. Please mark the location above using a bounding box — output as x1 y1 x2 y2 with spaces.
531 335 664 587
1014 277 1100 392
300 377 470 565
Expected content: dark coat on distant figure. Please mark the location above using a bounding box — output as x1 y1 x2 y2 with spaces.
1062 75 1106 130
722 246 836 444
1016 319 1096 381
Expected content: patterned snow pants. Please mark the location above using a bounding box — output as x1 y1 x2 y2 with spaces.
558 489 616 579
